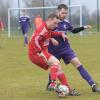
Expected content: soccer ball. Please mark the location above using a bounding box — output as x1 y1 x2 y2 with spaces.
56 84 69 97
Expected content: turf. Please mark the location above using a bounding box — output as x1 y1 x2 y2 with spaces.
0 32 100 100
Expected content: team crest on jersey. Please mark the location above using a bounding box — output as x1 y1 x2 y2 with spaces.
63 24 66 29
44 39 49 46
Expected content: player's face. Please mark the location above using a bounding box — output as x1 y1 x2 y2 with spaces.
58 8 68 20
48 18 60 29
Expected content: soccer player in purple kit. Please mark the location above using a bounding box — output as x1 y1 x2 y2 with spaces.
19 11 31 46
47 4 100 94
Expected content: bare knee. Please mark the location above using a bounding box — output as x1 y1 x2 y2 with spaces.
47 56 60 66
70 57 82 68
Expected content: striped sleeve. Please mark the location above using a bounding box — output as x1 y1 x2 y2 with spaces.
33 27 47 53
51 31 62 37
34 35 42 53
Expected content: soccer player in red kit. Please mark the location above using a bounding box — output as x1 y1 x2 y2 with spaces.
0 19 4 31
28 13 71 92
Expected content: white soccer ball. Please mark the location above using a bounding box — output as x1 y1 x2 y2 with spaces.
56 85 69 97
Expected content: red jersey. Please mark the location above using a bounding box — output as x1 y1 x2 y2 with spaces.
0 20 4 30
34 15 43 28
28 22 62 54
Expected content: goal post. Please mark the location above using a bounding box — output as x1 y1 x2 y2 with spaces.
8 5 82 37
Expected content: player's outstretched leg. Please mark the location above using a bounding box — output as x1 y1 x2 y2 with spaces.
77 65 100 92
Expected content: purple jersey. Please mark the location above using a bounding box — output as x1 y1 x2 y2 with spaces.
19 15 30 29
49 19 73 52
48 19 76 64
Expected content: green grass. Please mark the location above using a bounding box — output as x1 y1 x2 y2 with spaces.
0 32 100 100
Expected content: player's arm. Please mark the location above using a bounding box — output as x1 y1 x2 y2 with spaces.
34 35 42 53
51 31 62 37
34 35 47 62
18 18 22 31
37 52 47 62
50 38 59 46
18 17 22 27
51 31 68 41
71 25 92 34
32 31 47 61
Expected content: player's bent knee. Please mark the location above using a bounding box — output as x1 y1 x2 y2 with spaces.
47 55 60 66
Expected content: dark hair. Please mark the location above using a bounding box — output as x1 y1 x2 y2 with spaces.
58 4 68 10
47 13 59 19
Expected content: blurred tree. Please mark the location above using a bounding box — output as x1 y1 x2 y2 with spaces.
89 10 100 31
22 0 65 20
23 0 65 7
90 10 99 25
45 0 65 6
82 5 90 25
24 0 43 7
68 5 90 27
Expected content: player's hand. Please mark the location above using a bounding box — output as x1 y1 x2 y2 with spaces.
37 52 47 62
84 25 92 29
51 38 59 46
61 33 68 41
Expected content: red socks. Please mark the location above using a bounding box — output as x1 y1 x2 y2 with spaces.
58 73 71 90
50 66 71 90
50 65 58 81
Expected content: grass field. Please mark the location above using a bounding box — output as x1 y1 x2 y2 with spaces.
0 32 100 100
